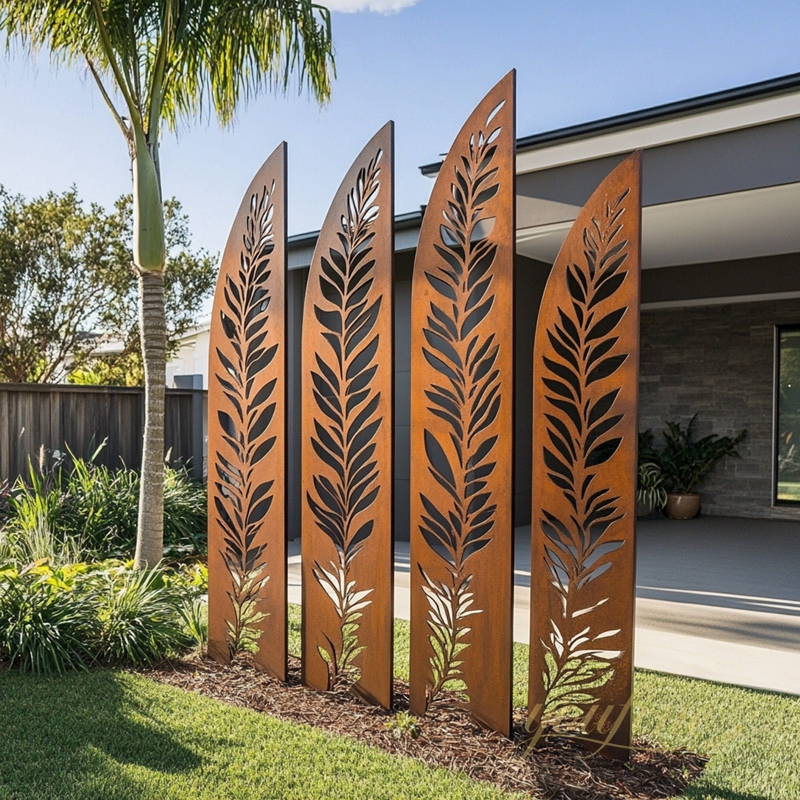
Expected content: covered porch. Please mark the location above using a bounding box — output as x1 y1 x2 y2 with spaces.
288 515 800 695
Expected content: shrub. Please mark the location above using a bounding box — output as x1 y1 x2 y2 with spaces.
179 597 209 650
163 467 208 556
94 564 193 666
0 560 206 675
0 563 95 674
1 449 207 561
61 457 139 557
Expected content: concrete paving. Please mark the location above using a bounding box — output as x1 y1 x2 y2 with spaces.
287 515 800 695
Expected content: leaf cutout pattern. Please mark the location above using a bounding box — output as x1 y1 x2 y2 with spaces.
530 154 641 756
416 104 508 708
212 181 279 657
306 148 385 688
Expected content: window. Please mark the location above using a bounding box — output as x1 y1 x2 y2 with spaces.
775 326 800 504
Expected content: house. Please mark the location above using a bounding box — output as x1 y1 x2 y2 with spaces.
188 71 800 537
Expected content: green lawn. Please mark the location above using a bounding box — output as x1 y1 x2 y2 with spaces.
0 607 796 800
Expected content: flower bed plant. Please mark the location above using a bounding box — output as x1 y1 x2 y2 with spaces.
0 445 207 560
0 559 207 675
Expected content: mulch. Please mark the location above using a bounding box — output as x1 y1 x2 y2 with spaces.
141 654 707 799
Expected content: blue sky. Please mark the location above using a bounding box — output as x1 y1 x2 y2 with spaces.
1 0 799 256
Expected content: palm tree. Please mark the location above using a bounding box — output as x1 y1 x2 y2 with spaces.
1 1 334 567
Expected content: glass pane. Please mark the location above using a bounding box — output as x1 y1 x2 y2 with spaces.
777 329 800 502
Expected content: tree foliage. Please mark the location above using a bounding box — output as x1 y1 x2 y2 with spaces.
0 186 215 384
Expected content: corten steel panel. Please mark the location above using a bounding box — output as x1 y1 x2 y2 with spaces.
409 71 516 737
301 123 395 708
207 144 288 680
528 152 642 760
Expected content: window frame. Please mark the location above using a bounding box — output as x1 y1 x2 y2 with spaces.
773 323 800 506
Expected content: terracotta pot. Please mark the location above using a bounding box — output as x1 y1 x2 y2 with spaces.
665 492 701 520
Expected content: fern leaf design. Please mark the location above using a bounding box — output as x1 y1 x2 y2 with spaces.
417 106 508 706
306 149 385 687
214 183 278 657
537 188 633 723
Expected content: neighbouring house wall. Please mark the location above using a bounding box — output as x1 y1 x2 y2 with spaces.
639 297 800 520
167 329 210 389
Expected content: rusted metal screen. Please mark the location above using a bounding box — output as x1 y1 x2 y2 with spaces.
301 123 395 708
207 144 288 679
409 72 516 737
528 152 642 759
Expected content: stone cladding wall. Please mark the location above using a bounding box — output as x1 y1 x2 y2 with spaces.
639 298 800 519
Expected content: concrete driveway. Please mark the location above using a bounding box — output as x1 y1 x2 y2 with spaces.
288 515 800 695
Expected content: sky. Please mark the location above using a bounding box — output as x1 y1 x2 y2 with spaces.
1 0 800 259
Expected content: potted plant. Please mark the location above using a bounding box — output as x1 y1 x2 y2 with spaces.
636 431 667 516
637 462 668 517
657 415 746 519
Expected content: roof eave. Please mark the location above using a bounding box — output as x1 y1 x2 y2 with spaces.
419 71 800 177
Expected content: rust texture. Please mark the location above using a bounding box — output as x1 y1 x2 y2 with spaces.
301 123 395 708
208 143 288 679
528 152 642 759
409 72 516 737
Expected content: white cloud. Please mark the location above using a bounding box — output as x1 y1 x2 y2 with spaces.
324 0 422 13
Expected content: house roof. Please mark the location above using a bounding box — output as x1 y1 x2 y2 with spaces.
284 72 800 280
287 208 424 268
419 71 800 176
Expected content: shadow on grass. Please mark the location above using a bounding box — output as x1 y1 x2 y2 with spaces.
0 668 201 795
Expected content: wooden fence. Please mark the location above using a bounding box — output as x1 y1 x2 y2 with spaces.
0 384 207 482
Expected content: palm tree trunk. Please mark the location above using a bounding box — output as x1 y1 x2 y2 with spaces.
134 269 166 568
131 127 167 569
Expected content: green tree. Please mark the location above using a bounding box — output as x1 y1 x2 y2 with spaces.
70 194 217 385
1 1 334 567
0 186 116 383
0 187 215 385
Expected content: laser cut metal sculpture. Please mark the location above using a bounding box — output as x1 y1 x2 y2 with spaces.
301 123 395 708
409 72 516 737
208 143 288 679
528 152 642 759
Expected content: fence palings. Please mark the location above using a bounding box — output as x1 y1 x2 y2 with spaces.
528 152 642 759
208 144 288 679
0 384 205 482
409 72 516 737
301 123 395 708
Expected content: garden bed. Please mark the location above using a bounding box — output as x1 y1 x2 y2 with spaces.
144 654 706 800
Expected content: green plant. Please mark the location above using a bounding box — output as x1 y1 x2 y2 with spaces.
2 447 207 563
0 559 205 674
637 462 667 512
163 467 208 556
0 477 12 522
93 564 193 666
178 597 208 651
2 455 86 567
165 561 208 650
0 562 95 674
384 711 421 740
658 415 746 494
61 448 139 557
